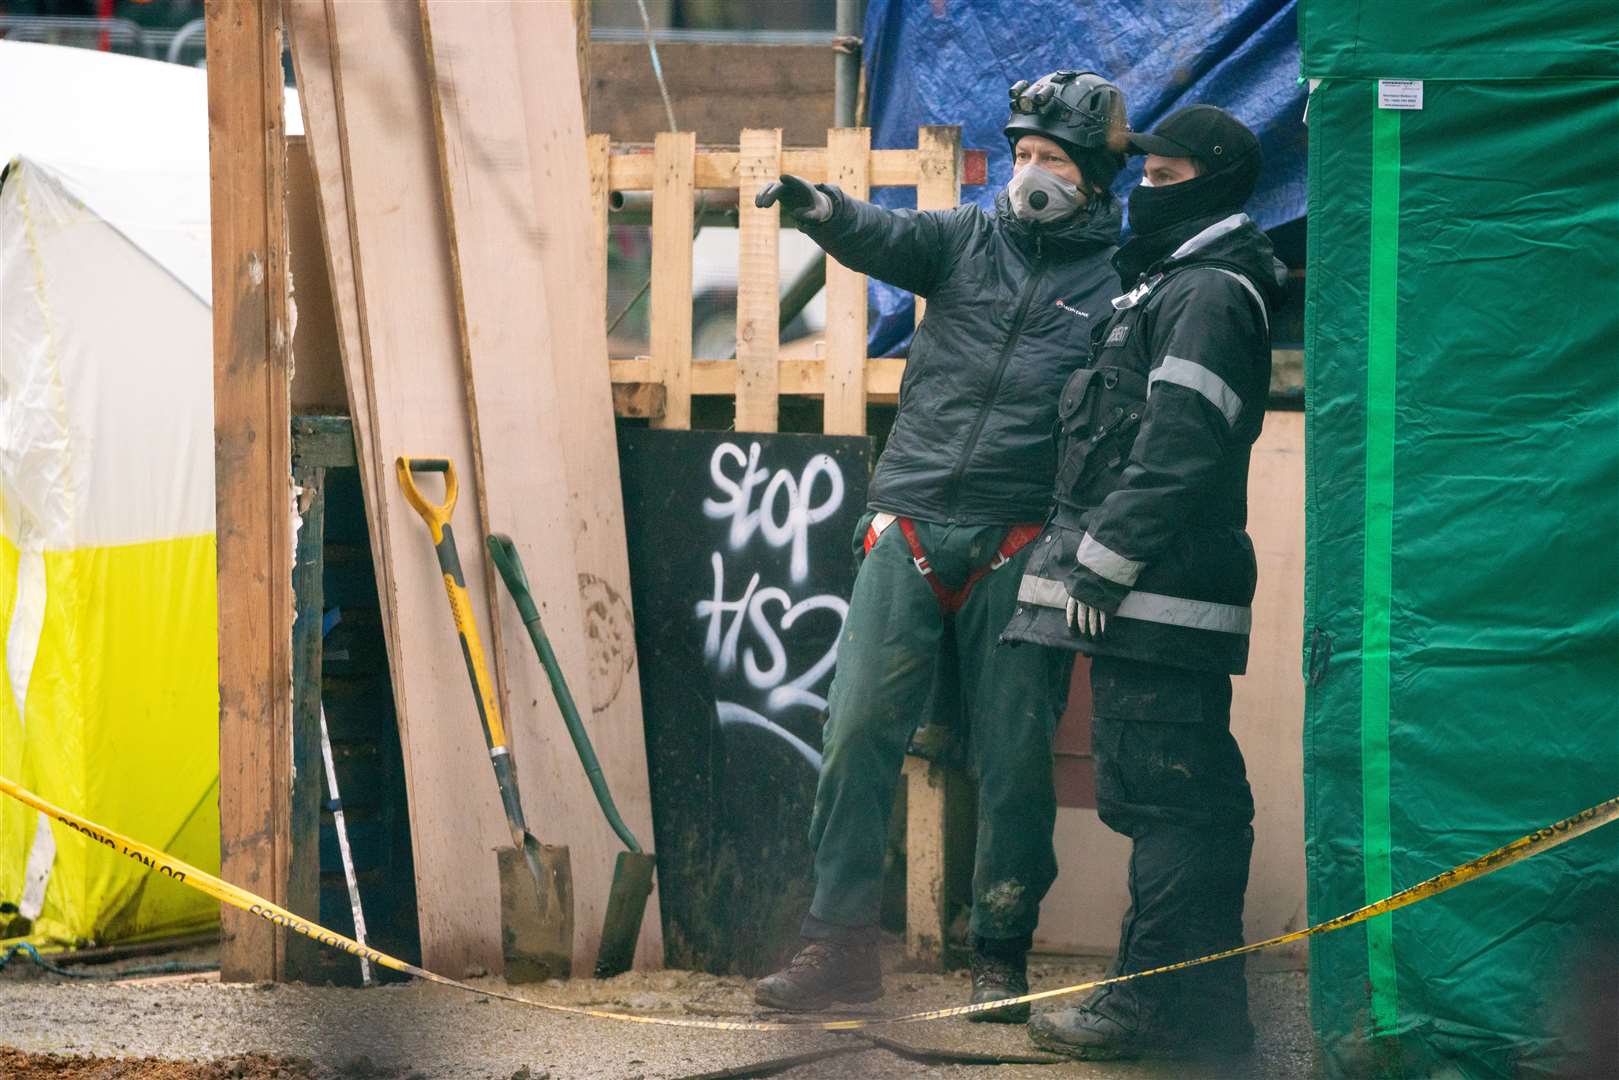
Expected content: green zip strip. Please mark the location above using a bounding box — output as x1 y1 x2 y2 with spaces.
1362 98 1402 1035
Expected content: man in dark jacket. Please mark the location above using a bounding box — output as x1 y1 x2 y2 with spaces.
1003 105 1286 1059
749 72 1127 1020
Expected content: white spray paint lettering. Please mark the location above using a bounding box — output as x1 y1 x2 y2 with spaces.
695 441 851 768
702 441 844 585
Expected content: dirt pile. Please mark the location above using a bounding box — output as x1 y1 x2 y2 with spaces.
0 1048 315 1078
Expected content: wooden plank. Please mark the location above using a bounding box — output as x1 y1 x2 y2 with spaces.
413 0 511 733
822 127 871 435
284 0 390 667
610 147 924 191
207 0 293 984
420 0 634 975
588 134 611 333
610 356 904 399
903 757 948 966
286 137 346 414
611 382 667 420
588 41 834 146
571 0 589 116
734 128 782 432
913 126 961 326
510 0 663 970
901 126 965 968
649 131 696 430
325 0 509 978
290 415 358 470
286 462 326 982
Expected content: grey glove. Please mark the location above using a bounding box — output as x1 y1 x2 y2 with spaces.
1066 595 1108 639
755 174 833 222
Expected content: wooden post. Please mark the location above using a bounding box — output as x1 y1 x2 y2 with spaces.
903 758 947 965
823 126 870 435
207 0 294 984
913 126 962 326
286 456 326 983
650 131 695 430
735 128 782 432
904 125 967 973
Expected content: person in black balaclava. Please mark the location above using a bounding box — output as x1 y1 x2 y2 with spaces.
746 72 1127 1023
1003 105 1287 1061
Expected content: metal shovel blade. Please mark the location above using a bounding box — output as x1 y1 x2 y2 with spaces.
593 850 656 978
498 840 573 984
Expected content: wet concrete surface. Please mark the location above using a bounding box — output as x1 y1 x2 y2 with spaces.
2 946 1316 1079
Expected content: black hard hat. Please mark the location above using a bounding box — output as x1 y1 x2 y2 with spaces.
1004 70 1128 190
1125 104 1260 173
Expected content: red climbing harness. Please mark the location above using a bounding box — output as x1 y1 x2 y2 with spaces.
864 513 1043 615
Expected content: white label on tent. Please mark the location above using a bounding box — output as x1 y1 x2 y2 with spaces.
1378 80 1424 110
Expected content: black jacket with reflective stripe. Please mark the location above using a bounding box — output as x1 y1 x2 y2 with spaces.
1003 213 1284 674
799 187 1122 525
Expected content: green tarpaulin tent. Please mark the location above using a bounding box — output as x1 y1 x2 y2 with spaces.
1300 3 1619 1075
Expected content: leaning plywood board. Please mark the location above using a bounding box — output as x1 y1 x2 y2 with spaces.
324 0 508 977
285 0 389 646
509 0 662 969
418 0 655 973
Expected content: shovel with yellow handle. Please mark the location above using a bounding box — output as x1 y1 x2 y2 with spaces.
396 456 572 981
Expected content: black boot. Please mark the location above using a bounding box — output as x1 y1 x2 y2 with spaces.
967 942 1030 1024
753 939 883 1011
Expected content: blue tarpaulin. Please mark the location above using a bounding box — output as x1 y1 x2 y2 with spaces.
861 0 1307 355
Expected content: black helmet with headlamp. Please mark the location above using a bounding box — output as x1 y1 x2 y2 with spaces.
1003 70 1128 193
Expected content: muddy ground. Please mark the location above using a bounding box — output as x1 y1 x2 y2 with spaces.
1 942 1315 1079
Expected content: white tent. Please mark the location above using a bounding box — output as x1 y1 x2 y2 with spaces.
0 41 299 946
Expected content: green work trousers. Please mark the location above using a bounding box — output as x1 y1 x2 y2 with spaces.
803 516 1072 945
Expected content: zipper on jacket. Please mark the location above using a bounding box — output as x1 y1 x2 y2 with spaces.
942 235 1046 520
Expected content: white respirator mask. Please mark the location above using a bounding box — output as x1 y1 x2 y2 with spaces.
1008 163 1082 224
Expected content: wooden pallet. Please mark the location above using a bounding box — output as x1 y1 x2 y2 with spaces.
595 126 977 437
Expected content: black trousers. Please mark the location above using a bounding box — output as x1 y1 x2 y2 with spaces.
1086 654 1256 1028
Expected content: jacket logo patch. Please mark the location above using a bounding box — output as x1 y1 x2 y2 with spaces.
1054 299 1091 320
1104 323 1130 348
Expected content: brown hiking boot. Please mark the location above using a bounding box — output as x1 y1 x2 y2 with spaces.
753 940 884 1011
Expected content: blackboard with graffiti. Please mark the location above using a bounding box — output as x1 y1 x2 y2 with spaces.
619 429 871 973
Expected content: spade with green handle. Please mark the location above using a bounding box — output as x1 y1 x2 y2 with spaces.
486 533 655 978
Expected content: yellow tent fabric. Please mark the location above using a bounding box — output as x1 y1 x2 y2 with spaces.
0 159 220 947
0 42 303 950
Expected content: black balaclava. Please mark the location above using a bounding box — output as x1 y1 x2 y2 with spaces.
1127 149 1260 238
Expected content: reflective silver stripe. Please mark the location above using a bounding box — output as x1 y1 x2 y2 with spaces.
1017 576 1250 634
1018 575 1069 610
1169 213 1250 260
1077 532 1145 586
1111 276 1155 311
1117 591 1251 634
1210 267 1269 333
1150 354 1244 427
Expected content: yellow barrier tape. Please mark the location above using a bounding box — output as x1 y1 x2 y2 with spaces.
3 775 1614 1032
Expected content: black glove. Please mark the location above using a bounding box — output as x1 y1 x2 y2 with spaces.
755 174 830 220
